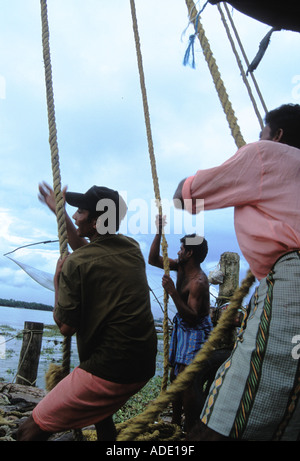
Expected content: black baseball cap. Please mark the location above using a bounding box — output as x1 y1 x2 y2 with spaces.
66 185 127 223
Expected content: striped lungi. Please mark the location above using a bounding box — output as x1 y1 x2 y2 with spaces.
201 251 300 441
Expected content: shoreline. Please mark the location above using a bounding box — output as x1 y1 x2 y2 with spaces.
0 321 165 390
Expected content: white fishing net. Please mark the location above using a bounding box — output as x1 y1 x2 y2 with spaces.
5 254 55 292
4 240 59 292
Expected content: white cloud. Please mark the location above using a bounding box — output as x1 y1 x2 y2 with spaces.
0 0 299 306
0 209 30 249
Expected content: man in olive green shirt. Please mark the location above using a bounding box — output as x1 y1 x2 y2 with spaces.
18 185 157 441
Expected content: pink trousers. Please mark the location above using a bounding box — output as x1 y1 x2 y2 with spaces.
32 367 147 432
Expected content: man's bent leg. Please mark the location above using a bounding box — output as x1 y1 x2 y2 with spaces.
17 415 52 441
95 415 117 441
183 383 200 433
170 366 183 427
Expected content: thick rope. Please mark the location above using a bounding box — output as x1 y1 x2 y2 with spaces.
129 0 170 392
40 0 71 383
184 0 245 149
40 0 68 261
40 0 83 441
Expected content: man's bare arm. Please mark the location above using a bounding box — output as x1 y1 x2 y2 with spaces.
38 181 87 250
162 275 208 324
148 215 178 270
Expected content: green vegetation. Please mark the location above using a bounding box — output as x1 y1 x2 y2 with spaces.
0 324 17 333
0 298 53 311
43 324 60 337
113 376 164 424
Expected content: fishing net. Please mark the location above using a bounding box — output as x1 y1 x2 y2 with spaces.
4 240 59 292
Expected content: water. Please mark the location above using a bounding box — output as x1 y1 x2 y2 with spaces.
0 305 79 389
0 305 164 390
0 305 55 330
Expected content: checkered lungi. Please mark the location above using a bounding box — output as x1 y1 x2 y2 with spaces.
169 313 213 376
201 251 300 441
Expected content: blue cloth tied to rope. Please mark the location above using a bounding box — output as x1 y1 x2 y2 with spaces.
183 34 197 68
183 1 208 69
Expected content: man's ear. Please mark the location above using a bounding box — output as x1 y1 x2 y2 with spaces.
92 217 98 230
273 128 284 142
186 249 193 259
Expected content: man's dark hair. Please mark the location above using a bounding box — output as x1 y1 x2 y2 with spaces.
180 234 208 264
265 103 300 149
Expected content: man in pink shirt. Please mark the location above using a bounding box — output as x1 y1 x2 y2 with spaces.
174 104 300 440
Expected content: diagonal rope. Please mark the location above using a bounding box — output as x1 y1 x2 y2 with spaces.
222 2 268 115
117 270 255 440
217 3 264 130
184 0 246 149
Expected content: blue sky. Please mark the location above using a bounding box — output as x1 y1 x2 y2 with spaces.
0 0 299 318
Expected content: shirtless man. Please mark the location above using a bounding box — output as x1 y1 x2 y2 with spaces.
148 215 212 432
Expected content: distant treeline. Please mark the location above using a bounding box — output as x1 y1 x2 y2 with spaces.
0 298 166 322
0 298 53 312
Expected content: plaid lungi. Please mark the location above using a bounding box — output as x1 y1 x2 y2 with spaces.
201 251 300 440
169 313 213 376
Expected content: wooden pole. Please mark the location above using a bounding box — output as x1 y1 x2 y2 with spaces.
217 252 240 307
16 321 44 386
211 252 241 346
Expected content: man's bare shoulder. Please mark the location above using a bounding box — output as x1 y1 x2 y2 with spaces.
189 270 209 293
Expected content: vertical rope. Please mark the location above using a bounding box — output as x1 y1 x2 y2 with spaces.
40 0 83 441
40 0 68 261
129 0 170 392
117 0 258 441
40 0 71 380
